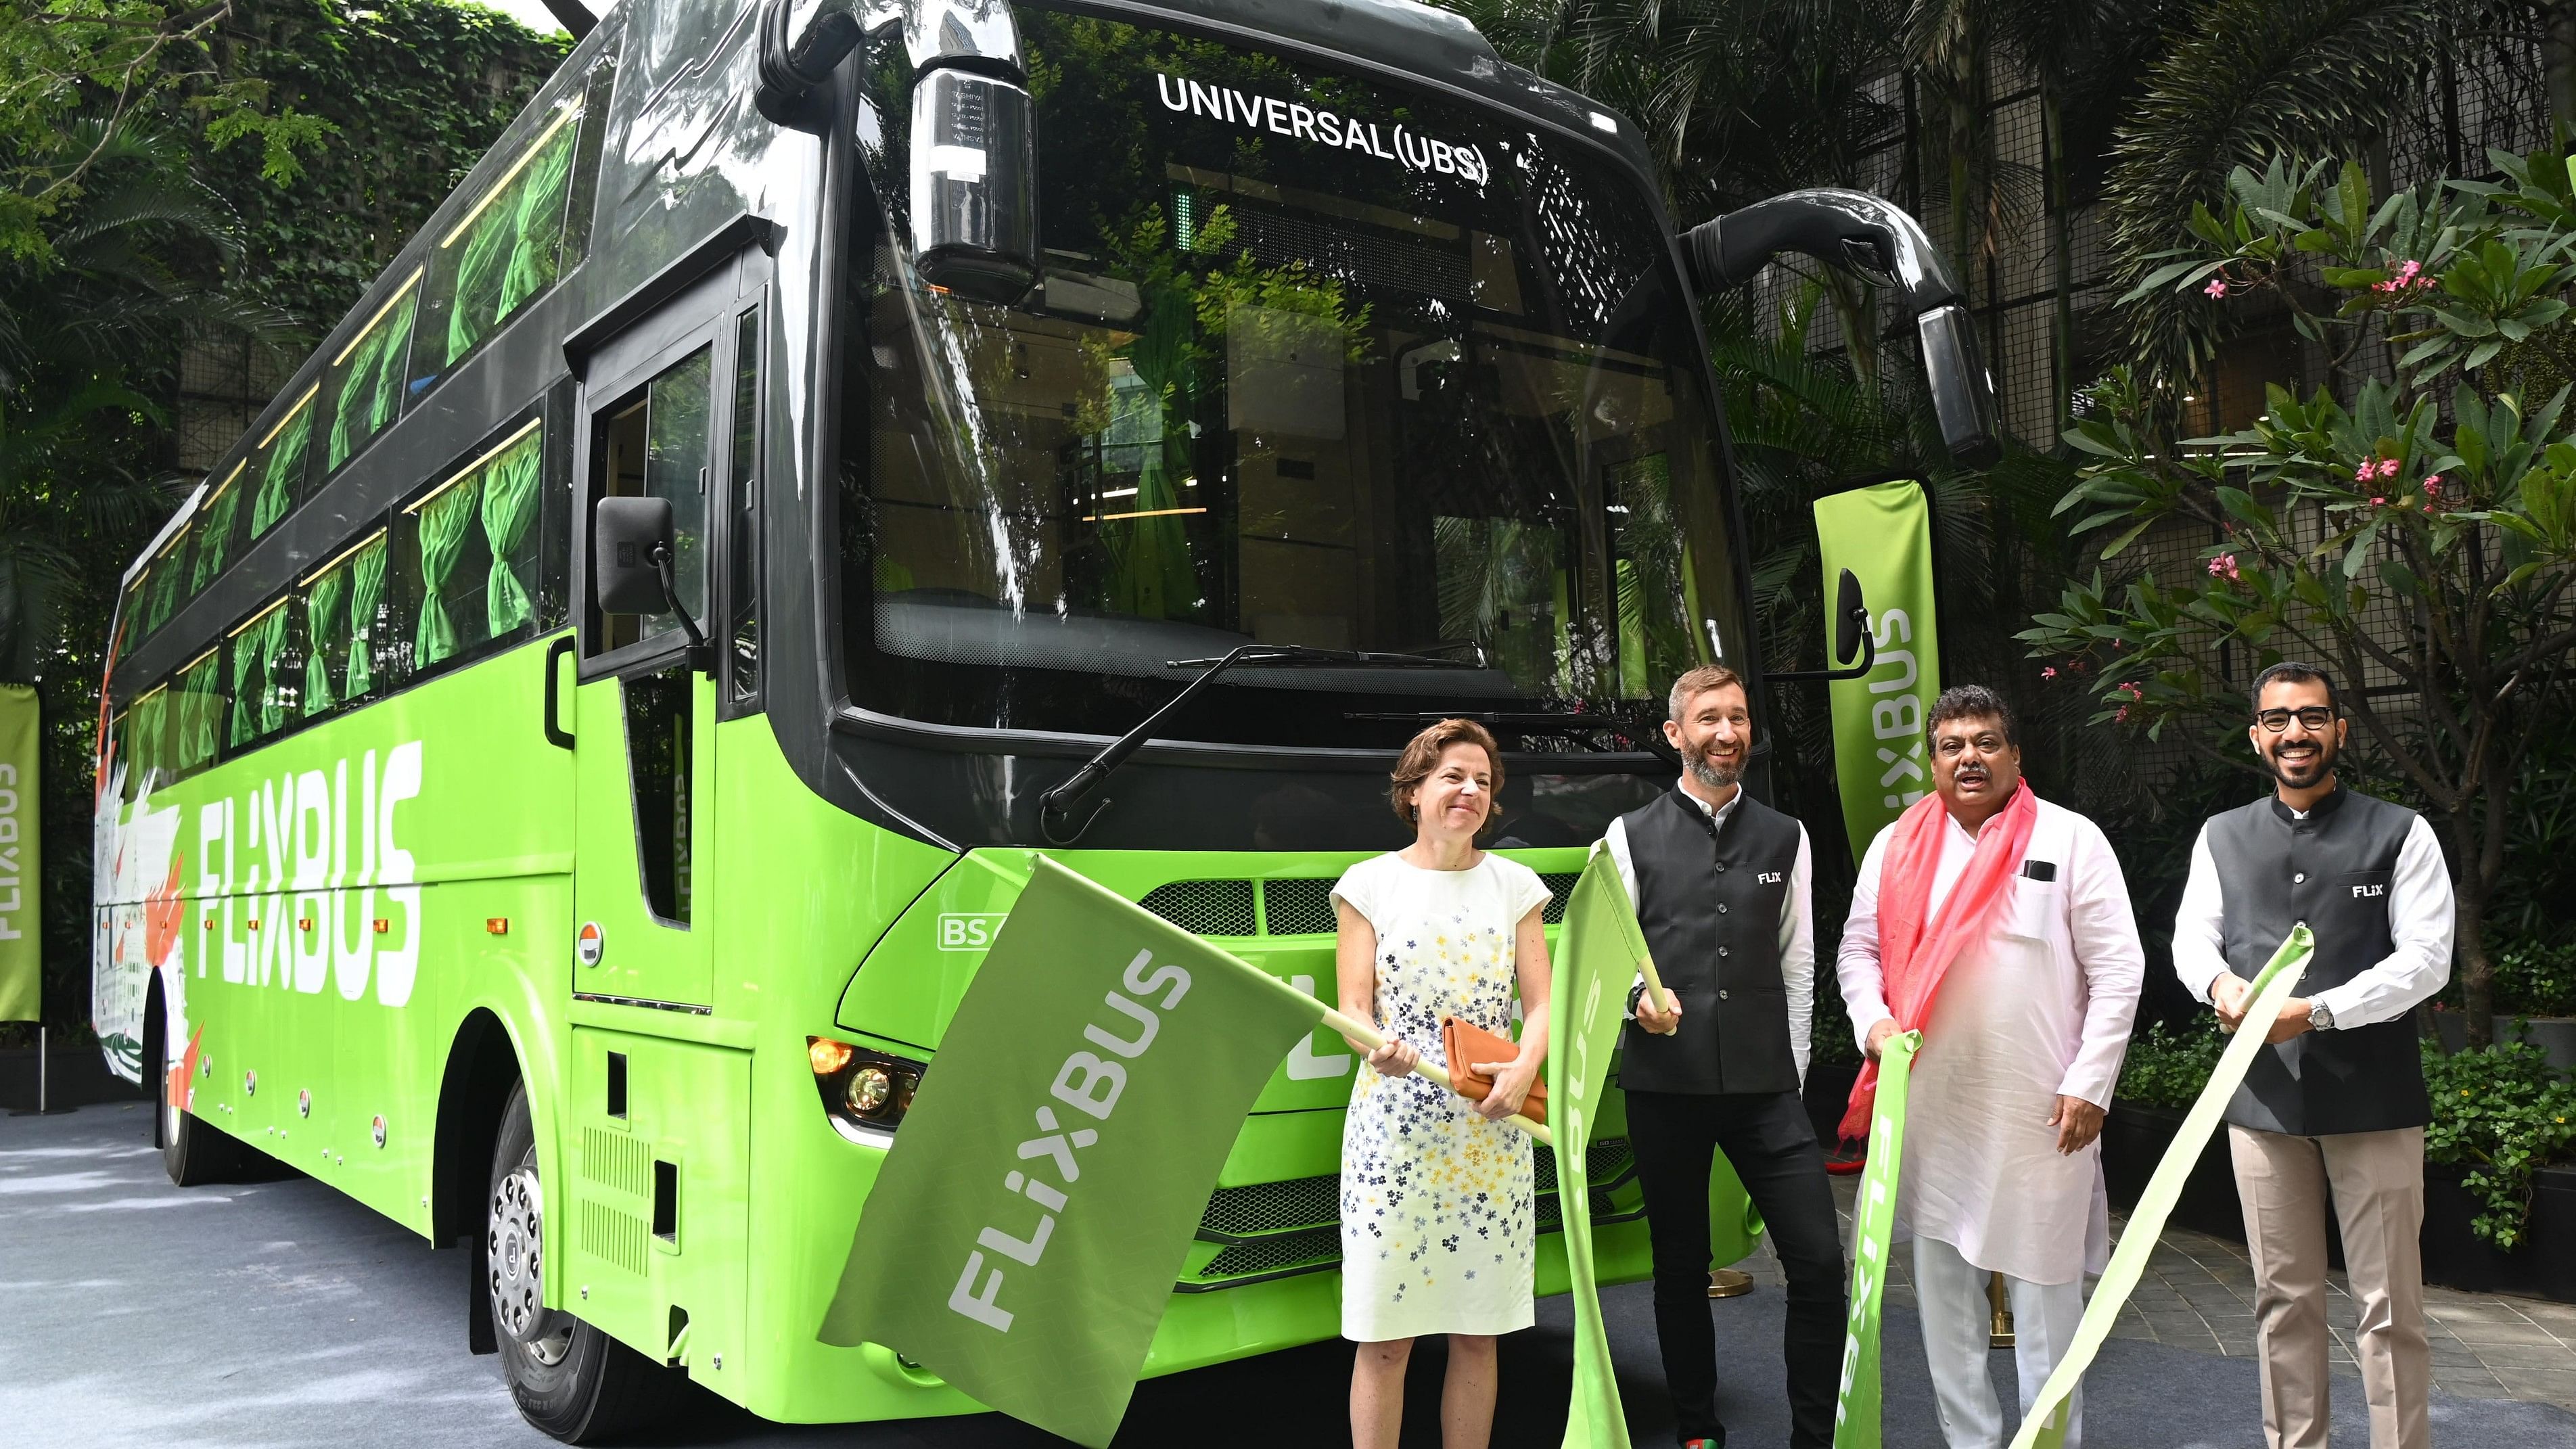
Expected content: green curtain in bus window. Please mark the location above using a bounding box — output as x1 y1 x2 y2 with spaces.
414 477 482 668
444 116 576 367
346 534 388 697
480 428 543 635
129 689 167 795
303 565 349 717
330 283 419 472
175 653 220 775
228 621 266 748
255 605 293 735
191 484 239 591
143 536 188 635
251 398 315 538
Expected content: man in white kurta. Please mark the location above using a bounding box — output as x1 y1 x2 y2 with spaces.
1837 687 2144 1449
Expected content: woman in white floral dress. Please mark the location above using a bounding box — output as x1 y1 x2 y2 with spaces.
1333 718 1553 1449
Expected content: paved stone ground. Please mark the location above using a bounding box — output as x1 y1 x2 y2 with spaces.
9 1103 2573 1447
1732 1174 2576 1417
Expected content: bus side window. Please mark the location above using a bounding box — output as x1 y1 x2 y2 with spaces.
171 647 223 783
415 91 587 391
247 382 320 543
225 596 298 753
297 528 391 724
191 461 247 597
591 347 713 658
324 269 422 477
726 306 762 710
398 418 546 681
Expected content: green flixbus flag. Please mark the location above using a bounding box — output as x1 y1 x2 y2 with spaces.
1549 852 1653 1449
1815 480 1941 867
1831 1028 1920 1449
0 683 39 1024
819 854 1322 1448
2008 926 2314 1449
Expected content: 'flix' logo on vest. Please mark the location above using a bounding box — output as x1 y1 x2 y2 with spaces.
2351 883 2386 898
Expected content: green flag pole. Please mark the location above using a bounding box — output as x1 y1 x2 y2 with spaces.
2008 925 2314 1449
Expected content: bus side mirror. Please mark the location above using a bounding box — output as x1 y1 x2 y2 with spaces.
908 65 1038 302
593 497 677 618
1918 305 2002 467
1764 568 1877 684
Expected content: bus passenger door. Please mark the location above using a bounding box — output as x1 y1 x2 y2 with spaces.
568 279 745 1012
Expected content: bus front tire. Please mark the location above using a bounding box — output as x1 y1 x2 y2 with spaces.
489 1082 691 1444
152 998 239 1187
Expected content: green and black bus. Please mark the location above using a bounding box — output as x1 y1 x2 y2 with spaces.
93 0 1992 1437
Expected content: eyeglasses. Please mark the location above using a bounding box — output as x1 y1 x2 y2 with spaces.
2254 706 2335 732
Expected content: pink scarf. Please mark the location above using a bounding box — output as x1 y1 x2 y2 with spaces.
1837 781 2038 1142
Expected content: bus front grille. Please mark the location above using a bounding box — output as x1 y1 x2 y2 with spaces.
1179 1137 1642 1291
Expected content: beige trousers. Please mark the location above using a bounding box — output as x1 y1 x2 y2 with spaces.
2229 1124 2431 1449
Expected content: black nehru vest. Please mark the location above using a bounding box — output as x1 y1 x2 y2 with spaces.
1617 789 1804 1095
2208 786 2429 1136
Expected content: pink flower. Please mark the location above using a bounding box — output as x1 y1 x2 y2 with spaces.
2119 681 2144 700
2207 553 2240 581
2042 666 2058 680
2370 495 2387 507
2204 278 2228 299
2424 476 2442 499
2115 706 2132 722
2377 457 2401 480
2355 461 2378 484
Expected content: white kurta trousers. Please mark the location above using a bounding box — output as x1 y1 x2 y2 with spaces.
1915 1235 2086 1449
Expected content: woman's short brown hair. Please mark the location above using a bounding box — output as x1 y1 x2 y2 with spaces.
1389 718 1503 830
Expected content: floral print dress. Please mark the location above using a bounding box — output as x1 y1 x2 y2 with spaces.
1331 851 1553 1342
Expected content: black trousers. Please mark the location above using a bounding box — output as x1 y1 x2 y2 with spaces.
1625 1088 1845 1449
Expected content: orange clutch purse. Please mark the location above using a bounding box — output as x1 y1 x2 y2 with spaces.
1439 1016 1547 1126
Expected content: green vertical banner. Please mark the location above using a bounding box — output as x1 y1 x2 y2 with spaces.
819 855 1320 1448
1832 1029 1920 1449
0 684 38 1024
1814 481 1941 866
1550 852 1651 1449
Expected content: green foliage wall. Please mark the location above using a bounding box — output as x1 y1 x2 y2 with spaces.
198 0 570 327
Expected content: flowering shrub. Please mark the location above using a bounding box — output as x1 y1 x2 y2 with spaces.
2023 143 2576 1047
2420 1041 2576 1250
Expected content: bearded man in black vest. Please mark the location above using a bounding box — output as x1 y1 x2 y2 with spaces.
2175 662 2454 1449
1599 665 1841 1449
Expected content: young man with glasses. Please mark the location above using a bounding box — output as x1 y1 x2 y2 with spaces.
2174 662 2454 1449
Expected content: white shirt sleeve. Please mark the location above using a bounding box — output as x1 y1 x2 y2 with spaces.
2309 814 2455 1028
1836 826 1894 1054
1597 821 1647 1018
1782 824 1814 1084
2171 825 2230 1004
2058 818 2146 1109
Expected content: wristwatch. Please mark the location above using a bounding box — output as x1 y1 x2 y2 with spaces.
2307 998 2337 1031
1627 982 1647 1016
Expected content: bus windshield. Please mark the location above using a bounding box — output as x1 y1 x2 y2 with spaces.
842 11 1751 749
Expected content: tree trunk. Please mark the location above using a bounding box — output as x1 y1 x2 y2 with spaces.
2046 87 2076 444
2546 1 2576 135
2447 806 2495 1050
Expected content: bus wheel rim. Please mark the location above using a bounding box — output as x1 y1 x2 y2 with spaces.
488 1163 571 1364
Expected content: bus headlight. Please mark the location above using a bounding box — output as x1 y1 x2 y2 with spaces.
806 1036 923 1142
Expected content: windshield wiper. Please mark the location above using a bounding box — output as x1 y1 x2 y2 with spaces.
1038 644 1471 843
1345 709 1685 768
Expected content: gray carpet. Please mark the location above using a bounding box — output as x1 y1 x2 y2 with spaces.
4 1103 2569 1447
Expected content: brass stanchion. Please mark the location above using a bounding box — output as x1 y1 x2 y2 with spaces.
1987 1270 2015 1348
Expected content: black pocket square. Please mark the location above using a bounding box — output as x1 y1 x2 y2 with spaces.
2021 860 2058 881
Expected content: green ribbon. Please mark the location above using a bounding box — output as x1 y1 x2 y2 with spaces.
1832 1028 1921 1449
2008 925 2314 1449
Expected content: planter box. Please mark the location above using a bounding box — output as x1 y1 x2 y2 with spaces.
1804 1060 1861 1147
2102 1100 2250 1243
0 1044 146 1111
2429 1012 2576 1072
2421 1162 2576 1303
